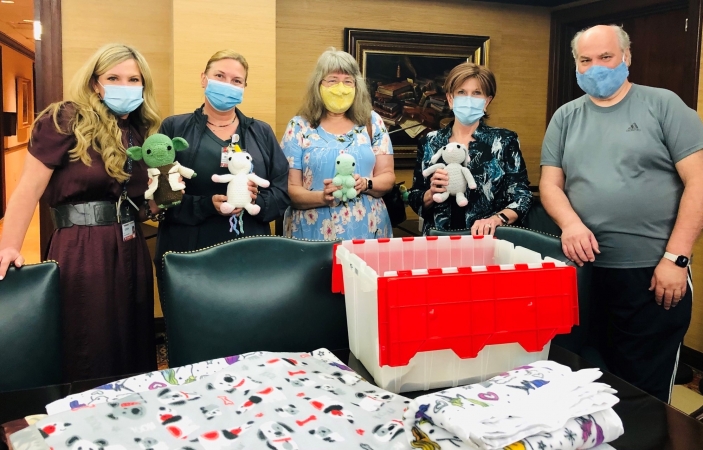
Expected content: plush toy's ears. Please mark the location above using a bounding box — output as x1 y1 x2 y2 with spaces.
126 146 143 161
172 137 189 152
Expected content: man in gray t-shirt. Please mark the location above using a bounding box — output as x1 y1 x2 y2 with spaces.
540 24 703 403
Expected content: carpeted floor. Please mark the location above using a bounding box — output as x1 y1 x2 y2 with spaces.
156 332 168 370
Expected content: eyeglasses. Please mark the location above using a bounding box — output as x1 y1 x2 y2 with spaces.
321 78 355 88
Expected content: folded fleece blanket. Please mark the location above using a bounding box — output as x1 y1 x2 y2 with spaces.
402 360 624 450
20 349 415 450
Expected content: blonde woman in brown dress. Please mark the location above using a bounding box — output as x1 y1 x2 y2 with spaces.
0 43 161 381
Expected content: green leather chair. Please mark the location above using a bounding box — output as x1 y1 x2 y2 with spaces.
522 196 562 237
161 236 349 367
0 262 62 392
427 225 592 358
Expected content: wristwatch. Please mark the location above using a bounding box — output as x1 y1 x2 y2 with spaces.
663 251 690 268
496 212 510 226
365 178 373 192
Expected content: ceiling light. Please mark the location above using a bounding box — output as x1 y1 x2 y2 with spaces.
1 1 16 4
23 19 34 23
34 21 41 40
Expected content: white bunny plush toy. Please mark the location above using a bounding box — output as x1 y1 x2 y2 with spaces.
212 148 270 216
422 142 477 207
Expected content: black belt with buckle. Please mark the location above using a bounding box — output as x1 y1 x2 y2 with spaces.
50 201 119 229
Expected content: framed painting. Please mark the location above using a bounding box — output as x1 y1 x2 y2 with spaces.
345 29 490 168
16 77 33 130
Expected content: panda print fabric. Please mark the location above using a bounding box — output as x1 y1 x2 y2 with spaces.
29 349 413 450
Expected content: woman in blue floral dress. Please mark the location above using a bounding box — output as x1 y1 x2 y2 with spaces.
282 48 396 240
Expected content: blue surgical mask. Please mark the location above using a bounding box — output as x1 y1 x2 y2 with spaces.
452 95 486 125
575 58 629 99
99 83 144 116
205 79 244 112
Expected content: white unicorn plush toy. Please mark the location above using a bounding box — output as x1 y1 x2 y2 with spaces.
212 146 270 233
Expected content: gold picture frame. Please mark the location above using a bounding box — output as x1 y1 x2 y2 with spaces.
17 77 33 130
345 29 490 168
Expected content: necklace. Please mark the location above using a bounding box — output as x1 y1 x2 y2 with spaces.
207 116 236 128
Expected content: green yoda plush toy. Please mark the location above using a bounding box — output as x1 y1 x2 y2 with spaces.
332 153 358 202
127 133 197 209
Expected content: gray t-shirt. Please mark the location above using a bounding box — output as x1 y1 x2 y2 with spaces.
541 84 703 268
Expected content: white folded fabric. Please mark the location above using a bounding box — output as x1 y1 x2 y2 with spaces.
403 360 624 450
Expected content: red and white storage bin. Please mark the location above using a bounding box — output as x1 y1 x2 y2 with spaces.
332 235 578 393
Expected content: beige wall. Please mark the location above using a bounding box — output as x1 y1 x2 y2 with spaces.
61 0 277 128
1 44 33 148
172 0 276 125
276 0 551 185
61 0 174 118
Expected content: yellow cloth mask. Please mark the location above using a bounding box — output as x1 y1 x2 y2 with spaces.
319 83 356 114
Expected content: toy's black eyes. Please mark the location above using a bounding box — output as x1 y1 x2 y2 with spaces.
352 162 355 166
167 146 172 151
146 149 152 155
337 161 340 164
246 156 251 160
228 156 232 161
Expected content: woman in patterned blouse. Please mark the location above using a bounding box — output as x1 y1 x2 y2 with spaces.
408 62 532 235
281 48 396 240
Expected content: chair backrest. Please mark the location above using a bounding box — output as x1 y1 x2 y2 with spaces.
0 262 62 392
427 226 591 355
522 196 562 237
162 236 349 367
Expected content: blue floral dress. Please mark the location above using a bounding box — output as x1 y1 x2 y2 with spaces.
281 111 394 240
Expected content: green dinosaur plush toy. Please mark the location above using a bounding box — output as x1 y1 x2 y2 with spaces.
127 133 197 209
332 153 358 202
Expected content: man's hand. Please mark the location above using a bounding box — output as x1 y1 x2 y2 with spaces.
560 222 600 266
650 259 688 310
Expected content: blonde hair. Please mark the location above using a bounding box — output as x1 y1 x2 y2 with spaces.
34 43 161 182
443 62 497 99
298 48 372 128
204 50 249 81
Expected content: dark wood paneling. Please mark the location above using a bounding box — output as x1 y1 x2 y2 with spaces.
34 0 63 258
547 0 702 120
473 0 581 6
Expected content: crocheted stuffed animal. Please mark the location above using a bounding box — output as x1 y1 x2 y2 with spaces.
212 148 270 216
422 142 477 207
127 134 197 209
332 153 358 202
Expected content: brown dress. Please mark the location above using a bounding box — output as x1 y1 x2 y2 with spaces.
28 104 156 382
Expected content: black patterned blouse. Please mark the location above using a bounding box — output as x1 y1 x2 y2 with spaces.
408 120 533 234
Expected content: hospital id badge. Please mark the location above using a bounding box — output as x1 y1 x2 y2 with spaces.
118 201 136 241
221 146 229 167
122 221 136 241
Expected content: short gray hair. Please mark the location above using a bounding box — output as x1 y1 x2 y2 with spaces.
298 47 372 128
571 24 631 60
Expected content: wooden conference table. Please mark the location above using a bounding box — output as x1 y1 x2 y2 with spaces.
1 345 702 450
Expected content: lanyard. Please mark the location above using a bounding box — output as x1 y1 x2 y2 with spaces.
117 128 139 212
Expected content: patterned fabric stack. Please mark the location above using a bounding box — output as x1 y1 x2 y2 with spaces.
402 361 624 450
12 349 414 450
